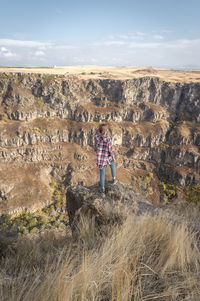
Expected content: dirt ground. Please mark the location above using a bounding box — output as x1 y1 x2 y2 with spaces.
0 65 200 83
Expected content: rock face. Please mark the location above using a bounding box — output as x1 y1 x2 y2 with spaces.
66 182 157 232
0 70 200 214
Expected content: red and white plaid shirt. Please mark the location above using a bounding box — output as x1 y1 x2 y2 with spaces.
95 132 115 169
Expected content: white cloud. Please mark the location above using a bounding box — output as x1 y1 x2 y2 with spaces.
107 35 115 40
117 35 130 40
152 35 164 40
54 44 78 50
152 29 173 34
136 31 146 37
1 47 7 52
106 31 166 42
73 56 86 63
0 46 16 58
34 50 45 56
38 46 47 51
90 58 98 62
161 30 173 34
0 37 200 69
103 41 126 46
106 33 147 41
0 39 51 48
3 51 16 57
128 42 162 48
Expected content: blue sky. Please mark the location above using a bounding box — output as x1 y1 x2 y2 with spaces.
0 0 200 68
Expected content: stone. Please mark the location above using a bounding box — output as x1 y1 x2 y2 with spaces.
66 181 158 233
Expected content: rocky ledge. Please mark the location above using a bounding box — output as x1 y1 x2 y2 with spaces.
66 182 200 250
66 181 160 232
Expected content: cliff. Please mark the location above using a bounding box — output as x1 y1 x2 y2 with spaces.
0 67 200 214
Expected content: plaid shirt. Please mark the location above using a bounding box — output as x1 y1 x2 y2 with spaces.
95 132 115 169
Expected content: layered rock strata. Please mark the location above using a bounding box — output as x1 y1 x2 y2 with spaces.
0 70 200 213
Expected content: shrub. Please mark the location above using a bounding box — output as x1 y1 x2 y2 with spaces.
54 191 61 202
30 227 39 233
28 217 38 229
186 181 200 203
1 113 9 122
49 181 59 189
0 181 67 236
144 172 153 184
161 182 177 200
51 216 56 223
38 215 49 225
43 75 55 85
35 97 44 106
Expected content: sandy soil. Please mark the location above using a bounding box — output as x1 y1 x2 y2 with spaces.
0 66 200 83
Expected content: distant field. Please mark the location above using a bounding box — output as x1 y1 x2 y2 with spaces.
0 65 200 82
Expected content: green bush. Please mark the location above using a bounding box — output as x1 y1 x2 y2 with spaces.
50 205 55 212
58 214 65 222
54 191 61 202
28 217 38 229
49 181 59 189
38 215 49 225
35 97 44 106
60 223 66 229
161 182 177 200
0 213 11 225
22 228 29 235
159 143 170 149
30 227 39 233
0 181 67 236
43 75 55 85
51 216 56 223
144 172 153 184
55 201 61 209
54 221 61 228
186 181 200 203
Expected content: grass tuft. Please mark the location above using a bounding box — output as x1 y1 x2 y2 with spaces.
0 210 200 300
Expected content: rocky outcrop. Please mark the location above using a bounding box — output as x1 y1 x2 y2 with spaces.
66 182 157 232
1 73 200 122
66 182 200 251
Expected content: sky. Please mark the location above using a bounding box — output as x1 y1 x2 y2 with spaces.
0 0 200 68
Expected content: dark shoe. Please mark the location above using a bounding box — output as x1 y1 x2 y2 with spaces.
99 189 105 195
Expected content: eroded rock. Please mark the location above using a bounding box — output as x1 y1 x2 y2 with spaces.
0 71 200 214
66 182 158 232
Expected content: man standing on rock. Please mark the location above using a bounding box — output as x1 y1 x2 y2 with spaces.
95 123 117 194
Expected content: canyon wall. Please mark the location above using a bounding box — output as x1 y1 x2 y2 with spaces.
0 71 200 213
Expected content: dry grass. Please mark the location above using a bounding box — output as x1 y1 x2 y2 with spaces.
0 211 200 301
0 66 200 83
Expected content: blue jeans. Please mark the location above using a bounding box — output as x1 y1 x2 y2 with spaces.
100 160 116 188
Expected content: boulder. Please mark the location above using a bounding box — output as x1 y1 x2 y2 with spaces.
66 181 159 232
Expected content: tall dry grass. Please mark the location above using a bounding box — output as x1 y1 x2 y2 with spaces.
0 212 200 301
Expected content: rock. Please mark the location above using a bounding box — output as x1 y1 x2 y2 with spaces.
1 71 200 213
66 182 200 251
66 182 158 233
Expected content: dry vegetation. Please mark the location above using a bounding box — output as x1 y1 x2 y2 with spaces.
1 210 200 301
0 66 200 83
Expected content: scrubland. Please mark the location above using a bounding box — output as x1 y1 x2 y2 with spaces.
1 209 200 301
0 66 200 82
